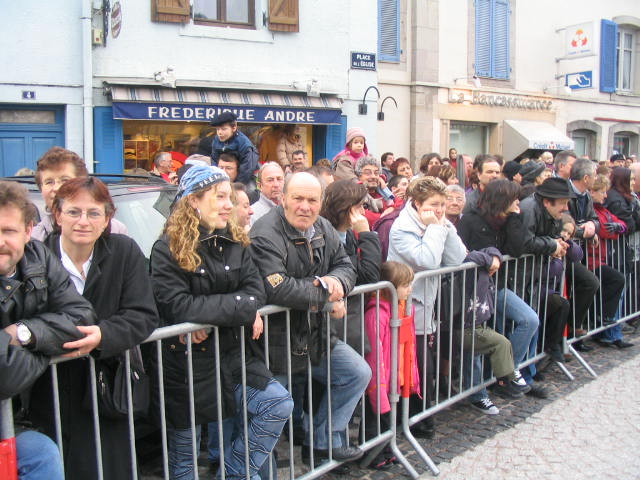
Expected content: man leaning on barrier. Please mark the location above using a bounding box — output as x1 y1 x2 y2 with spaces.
250 172 371 466
0 180 96 479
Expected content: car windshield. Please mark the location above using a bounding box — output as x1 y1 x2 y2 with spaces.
112 188 175 257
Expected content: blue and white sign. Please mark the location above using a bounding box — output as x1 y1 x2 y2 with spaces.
351 52 376 71
566 71 593 90
112 102 342 124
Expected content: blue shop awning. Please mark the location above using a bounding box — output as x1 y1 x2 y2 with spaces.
109 85 343 125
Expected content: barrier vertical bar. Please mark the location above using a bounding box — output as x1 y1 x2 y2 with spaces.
0 398 17 480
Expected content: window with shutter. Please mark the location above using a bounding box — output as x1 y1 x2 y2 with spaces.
474 0 510 80
378 0 400 62
600 19 618 93
325 116 348 161
152 0 191 24
616 27 635 91
193 0 255 28
268 0 299 32
94 107 124 174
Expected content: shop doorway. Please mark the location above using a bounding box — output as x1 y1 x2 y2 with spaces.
449 122 488 158
0 106 65 176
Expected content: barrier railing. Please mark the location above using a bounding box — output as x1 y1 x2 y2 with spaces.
1 248 639 479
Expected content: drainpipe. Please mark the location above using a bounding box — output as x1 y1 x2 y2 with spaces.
81 1 94 172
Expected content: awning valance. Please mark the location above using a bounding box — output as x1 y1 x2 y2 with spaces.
503 120 575 161
109 86 343 124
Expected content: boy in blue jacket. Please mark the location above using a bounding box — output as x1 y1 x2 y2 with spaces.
209 112 259 187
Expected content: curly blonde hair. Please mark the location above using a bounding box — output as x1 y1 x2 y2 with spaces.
165 184 250 272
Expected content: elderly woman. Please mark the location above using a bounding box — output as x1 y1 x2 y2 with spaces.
387 177 467 437
149 165 292 480
30 176 158 479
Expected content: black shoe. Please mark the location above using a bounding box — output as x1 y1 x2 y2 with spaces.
574 341 594 352
593 337 614 347
532 371 545 381
613 339 634 349
493 378 525 399
526 384 549 399
301 445 363 465
411 419 435 439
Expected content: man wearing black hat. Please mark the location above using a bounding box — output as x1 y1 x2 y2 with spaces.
520 177 599 352
502 160 523 183
209 112 260 187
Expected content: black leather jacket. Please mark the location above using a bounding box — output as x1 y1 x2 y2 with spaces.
150 228 271 428
520 194 563 256
0 240 95 401
249 206 357 374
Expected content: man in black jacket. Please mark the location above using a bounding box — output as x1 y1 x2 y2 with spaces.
250 172 371 464
520 178 599 351
0 181 95 479
568 158 599 240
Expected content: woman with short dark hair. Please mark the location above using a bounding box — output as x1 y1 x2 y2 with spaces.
31 176 158 480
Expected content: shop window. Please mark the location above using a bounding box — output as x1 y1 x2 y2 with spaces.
193 0 255 28
450 122 488 157
378 0 400 62
614 134 631 157
475 0 510 80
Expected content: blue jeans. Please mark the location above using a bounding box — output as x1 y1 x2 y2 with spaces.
464 355 489 403
16 431 63 480
207 418 235 463
307 341 371 450
495 289 539 372
168 379 293 480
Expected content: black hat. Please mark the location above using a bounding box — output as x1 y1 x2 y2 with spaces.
520 161 546 184
210 111 237 126
502 161 522 181
536 177 575 199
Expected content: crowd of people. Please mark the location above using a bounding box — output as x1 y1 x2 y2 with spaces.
1 112 638 480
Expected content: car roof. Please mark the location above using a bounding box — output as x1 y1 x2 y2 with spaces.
2 174 177 196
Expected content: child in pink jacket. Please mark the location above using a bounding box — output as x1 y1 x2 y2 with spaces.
332 127 369 181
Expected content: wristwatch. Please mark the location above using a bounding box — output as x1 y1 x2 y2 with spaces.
15 322 33 347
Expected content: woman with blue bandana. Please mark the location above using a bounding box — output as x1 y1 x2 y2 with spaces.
150 165 293 480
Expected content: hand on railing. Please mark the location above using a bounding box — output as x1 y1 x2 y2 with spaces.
329 299 346 319
313 275 344 302
252 312 264 340
61 325 102 358
179 328 209 345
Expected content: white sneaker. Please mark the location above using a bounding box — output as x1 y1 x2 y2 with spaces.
471 398 500 415
512 370 532 393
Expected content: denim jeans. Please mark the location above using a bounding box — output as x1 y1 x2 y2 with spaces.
495 289 539 370
168 379 293 480
307 341 371 450
16 431 64 480
207 418 235 463
464 355 489 403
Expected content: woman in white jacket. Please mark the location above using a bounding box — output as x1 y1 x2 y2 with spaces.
387 176 467 437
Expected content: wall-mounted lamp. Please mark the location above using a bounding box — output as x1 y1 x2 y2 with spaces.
358 86 380 115
543 85 571 95
154 65 176 88
377 96 398 121
453 75 482 88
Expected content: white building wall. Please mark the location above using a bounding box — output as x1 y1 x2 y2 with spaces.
0 1 86 155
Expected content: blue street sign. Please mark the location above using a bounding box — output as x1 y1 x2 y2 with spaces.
22 91 36 100
565 71 592 90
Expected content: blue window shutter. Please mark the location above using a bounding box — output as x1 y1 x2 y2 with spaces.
93 107 123 174
475 0 492 77
492 0 510 79
378 0 400 62
312 126 327 161
325 116 348 161
600 19 618 93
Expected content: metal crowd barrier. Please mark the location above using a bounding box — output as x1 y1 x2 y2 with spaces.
1 245 639 479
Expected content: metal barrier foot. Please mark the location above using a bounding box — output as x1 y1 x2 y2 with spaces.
401 399 440 477
554 360 575 381
567 345 598 378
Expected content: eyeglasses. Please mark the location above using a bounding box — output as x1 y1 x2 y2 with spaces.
42 177 72 188
62 208 105 220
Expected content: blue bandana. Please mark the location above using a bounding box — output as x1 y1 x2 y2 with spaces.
176 165 229 200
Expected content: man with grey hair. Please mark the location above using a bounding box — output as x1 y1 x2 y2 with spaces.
355 156 395 228
250 162 285 225
553 150 577 180
568 158 598 239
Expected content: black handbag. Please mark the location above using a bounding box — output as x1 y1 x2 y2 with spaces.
84 346 150 419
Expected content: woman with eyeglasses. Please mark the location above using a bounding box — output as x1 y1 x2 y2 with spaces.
30 176 158 479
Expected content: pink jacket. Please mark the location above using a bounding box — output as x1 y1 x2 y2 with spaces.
332 145 369 182
364 297 420 414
